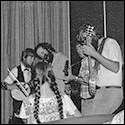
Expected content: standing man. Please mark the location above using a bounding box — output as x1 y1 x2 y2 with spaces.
67 23 123 116
35 42 69 95
2 48 36 124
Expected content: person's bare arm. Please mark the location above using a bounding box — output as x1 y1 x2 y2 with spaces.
93 52 119 73
82 45 119 73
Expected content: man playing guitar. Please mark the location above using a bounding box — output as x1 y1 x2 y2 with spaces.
66 23 123 116
2 48 36 124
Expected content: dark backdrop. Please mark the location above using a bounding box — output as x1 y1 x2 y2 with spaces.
70 1 124 75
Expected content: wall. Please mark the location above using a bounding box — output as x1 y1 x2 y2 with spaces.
70 1 124 75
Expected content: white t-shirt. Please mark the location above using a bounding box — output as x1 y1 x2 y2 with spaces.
97 38 123 86
19 94 77 124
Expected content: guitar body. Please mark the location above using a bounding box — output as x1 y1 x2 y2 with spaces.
11 89 26 101
80 72 97 99
88 71 97 97
11 82 31 101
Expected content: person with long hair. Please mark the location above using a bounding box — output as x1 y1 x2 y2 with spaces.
34 42 70 95
66 23 123 116
19 61 82 124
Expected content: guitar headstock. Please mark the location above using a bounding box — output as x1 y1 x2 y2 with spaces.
83 24 95 46
76 24 95 46
85 24 95 37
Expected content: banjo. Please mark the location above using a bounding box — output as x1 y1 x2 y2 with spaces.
7 68 31 101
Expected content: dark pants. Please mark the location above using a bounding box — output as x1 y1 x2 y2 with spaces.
8 99 24 124
71 95 81 112
8 116 24 124
13 99 22 114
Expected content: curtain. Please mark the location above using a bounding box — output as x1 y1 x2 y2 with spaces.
1 1 70 123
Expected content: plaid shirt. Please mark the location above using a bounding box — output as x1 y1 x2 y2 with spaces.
79 57 96 99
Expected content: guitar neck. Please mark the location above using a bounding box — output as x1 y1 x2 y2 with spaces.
86 36 93 76
88 56 93 77
7 68 29 96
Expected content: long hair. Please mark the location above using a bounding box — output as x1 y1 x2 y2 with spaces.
34 42 56 63
76 23 102 51
35 42 56 53
33 62 64 123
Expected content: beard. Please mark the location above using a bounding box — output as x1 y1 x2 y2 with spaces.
43 52 53 64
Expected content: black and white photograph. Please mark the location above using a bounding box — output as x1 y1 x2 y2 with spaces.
1 1 124 124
